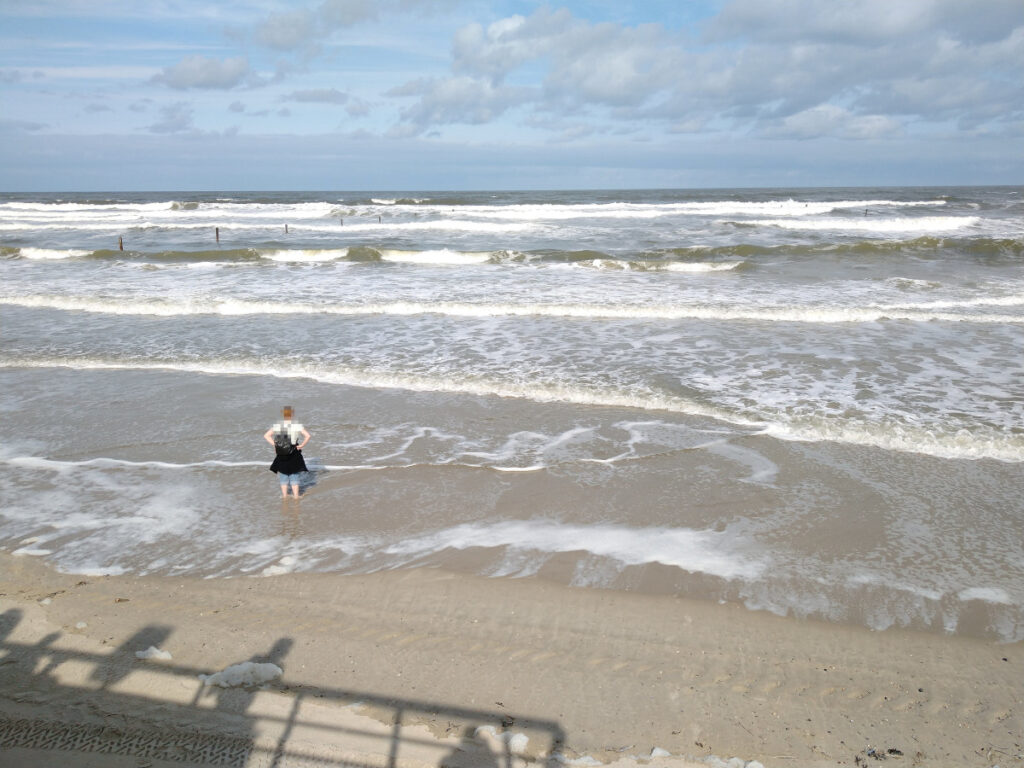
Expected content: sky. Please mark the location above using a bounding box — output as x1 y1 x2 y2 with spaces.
0 0 1022 191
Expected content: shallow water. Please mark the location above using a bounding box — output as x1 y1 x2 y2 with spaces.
2 187 1022 640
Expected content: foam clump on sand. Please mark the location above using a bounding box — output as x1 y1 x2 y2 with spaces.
555 755 602 767
474 724 529 753
261 555 298 576
135 645 172 660
704 757 764 768
199 661 282 688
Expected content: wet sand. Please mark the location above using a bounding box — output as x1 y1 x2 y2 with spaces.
1 552 1021 767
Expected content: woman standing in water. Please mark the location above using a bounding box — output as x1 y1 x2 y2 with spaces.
265 406 311 499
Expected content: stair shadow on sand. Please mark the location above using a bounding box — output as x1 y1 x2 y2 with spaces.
0 608 566 768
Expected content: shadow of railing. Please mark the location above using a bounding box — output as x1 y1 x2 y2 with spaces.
0 608 566 767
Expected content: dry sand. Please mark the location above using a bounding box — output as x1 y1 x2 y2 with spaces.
0 552 1021 768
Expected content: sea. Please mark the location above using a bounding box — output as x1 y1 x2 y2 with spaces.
1 187 1022 641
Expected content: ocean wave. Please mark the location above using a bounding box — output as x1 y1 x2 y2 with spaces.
8 238 1016 267
382 520 766 580
740 216 981 233
0 200 176 213
0 353 751 425
761 419 1024 463
3 355 1022 462
651 236 1023 261
4 294 1020 324
456 198 947 221
17 247 93 260
4 456 266 471
379 248 494 265
261 248 351 263
664 261 744 273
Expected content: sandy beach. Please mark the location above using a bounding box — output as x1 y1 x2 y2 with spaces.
1 552 1020 768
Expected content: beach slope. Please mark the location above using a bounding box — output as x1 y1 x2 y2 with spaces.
0 553 1020 767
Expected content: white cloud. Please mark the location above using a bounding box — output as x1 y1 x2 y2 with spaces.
707 0 1024 45
318 0 378 28
345 98 371 117
401 2 1023 140
147 102 194 133
390 76 533 133
256 10 318 51
283 88 349 105
154 55 250 89
763 104 903 139
253 0 394 52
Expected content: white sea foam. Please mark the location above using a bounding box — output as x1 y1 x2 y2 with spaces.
199 661 282 688
19 248 92 260
135 646 173 660
664 261 743 272
4 294 1020 324
958 587 1013 605
4 356 1022 462
382 520 766 580
261 248 349 262
418 199 945 221
2 455 265 471
0 355 754 427
380 249 493 265
744 216 979 233
261 555 300 576
760 419 1024 463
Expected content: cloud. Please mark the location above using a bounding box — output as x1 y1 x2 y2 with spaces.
389 76 533 135
154 55 250 89
228 101 246 113
450 9 677 107
85 103 113 113
256 9 318 50
147 102 194 133
390 9 679 134
345 98 371 117
386 2 1024 142
283 88 349 105
708 0 1024 45
763 104 903 139
254 0 379 53
318 0 378 28
0 119 47 133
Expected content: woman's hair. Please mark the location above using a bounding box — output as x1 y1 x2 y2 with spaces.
282 405 294 419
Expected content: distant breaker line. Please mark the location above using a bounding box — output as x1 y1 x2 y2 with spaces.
3 294 1022 324
739 216 980 233
7 237 1020 264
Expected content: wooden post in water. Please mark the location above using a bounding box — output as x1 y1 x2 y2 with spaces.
119 236 123 251
216 226 220 243
285 224 289 234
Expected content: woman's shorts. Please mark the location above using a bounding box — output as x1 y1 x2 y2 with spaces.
279 472 302 487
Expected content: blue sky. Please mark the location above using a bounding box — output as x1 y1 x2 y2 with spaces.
1 0 1021 190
